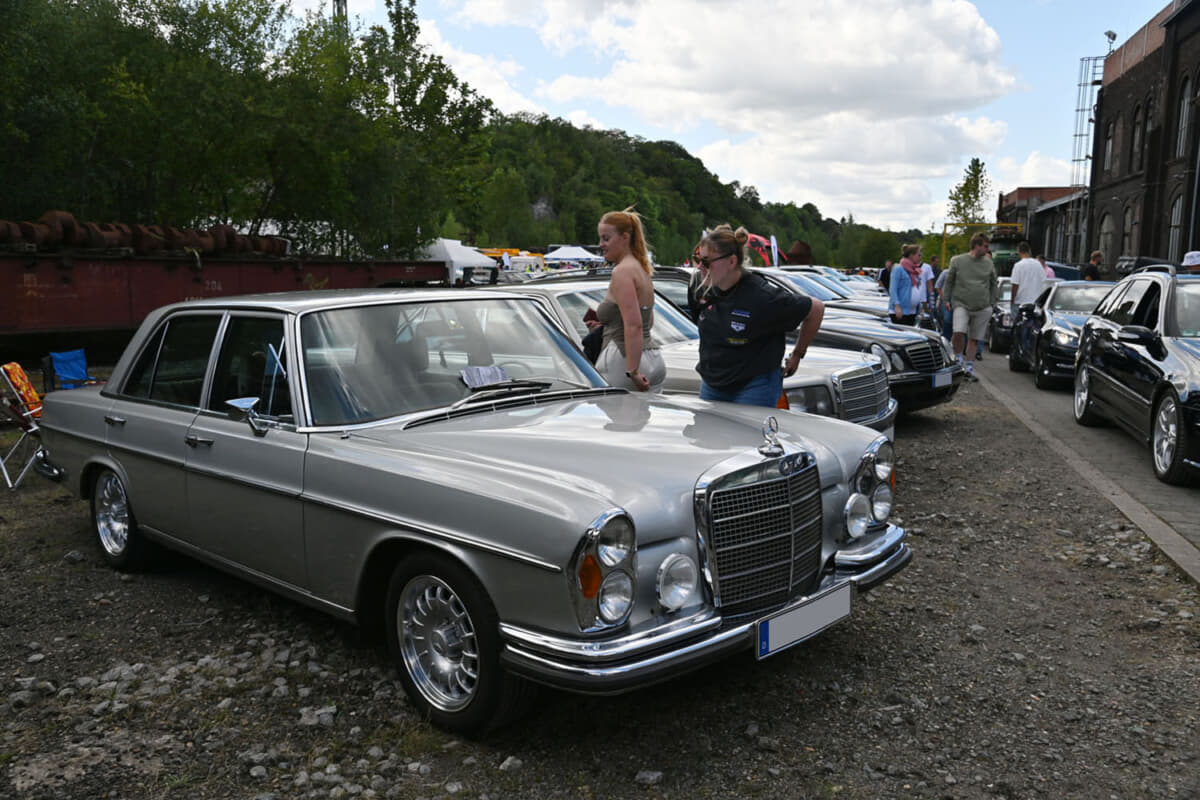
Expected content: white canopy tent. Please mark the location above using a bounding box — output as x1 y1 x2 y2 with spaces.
417 238 498 283
543 245 604 265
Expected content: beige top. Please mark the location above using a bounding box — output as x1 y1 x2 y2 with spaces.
596 297 656 356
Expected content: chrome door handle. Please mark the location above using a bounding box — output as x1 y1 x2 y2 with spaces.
103 415 126 426
184 434 214 448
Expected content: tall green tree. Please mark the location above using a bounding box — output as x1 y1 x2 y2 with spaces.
947 157 992 224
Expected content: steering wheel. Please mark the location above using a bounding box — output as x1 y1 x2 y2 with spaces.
495 361 533 378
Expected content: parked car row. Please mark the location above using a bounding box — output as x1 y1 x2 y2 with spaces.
1002 264 1200 486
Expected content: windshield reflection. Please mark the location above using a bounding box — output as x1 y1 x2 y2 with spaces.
300 298 603 425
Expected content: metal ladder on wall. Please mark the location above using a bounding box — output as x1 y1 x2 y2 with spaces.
1066 55 1107 264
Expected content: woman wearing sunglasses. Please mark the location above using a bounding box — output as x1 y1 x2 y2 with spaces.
594 208 666 392
692 227 824 407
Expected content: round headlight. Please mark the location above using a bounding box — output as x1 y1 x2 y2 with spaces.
869 344 891 373
871 482 893 521
656 554 698 611
844 493 871 539
598 571 634 623
873 440 895 481
890 352 906 373
597 516 634 567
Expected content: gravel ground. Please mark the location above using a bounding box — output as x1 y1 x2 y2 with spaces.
2 380 1199 800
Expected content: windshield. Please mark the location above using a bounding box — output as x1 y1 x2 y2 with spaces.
1175 281 1200 337
802 272 854 298
1050 284 1111 314
554 287 697 343
776 272 840 301
299 297 603 425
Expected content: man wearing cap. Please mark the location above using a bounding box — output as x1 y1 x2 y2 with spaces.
1183 251 1200 273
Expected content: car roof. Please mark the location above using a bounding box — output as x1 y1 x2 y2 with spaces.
153 287 511 316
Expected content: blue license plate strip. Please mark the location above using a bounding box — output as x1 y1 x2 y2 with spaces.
756 582 851 659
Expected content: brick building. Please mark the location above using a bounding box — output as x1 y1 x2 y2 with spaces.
996 187 1079 260
1088 1 1200 268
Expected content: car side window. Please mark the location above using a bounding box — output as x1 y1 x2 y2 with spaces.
1093 284 1129 319
1130 283 1162 329
122 314 222 407
1105 281 1148 326
208 316 292 420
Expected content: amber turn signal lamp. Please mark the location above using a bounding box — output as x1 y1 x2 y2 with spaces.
578 554 602 598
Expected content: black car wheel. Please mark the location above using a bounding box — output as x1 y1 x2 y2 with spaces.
1032 342 1052 389
1008 340 1027 372
1073 364 1103 426
1152 392 1191 485
91 468 150 571
386 552 533 736
987 321 1001 353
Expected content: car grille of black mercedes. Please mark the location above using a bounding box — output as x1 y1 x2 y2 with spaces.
705 462 823 626
837 365 890 424
902 340 946 373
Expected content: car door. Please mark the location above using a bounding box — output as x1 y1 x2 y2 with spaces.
105 312 222 539
1115 281 1166 435
1094 279 1151 420
183 313 308 588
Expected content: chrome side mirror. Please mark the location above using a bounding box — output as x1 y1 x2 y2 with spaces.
226 397 269 436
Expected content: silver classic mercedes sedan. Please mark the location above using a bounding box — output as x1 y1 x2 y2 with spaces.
37 289 911 734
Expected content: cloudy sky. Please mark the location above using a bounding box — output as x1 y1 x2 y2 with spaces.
316 0 1172 232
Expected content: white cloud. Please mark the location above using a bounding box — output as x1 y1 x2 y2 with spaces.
417 20 545 115
991 151 1073 194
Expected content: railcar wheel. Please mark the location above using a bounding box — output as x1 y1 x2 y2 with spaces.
385 553 533 736
1152 393 1191 485
91 468 150 570
1072 364 1102 426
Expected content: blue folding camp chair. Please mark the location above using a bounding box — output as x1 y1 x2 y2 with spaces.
45 349 99 391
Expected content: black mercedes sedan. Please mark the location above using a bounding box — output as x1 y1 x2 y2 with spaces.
1009 280 1114 389
1073 267 1200 484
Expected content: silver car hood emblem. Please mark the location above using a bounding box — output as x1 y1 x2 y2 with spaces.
758 415 784 456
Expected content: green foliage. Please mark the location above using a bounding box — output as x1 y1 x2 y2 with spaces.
0 0 918 261
947 157 992 224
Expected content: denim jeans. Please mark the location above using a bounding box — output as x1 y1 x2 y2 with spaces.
699 367 783 408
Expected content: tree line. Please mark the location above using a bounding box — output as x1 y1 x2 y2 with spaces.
2 0 947 268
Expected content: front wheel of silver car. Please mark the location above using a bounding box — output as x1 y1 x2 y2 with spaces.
385 554 533 736
91 468 150 571
1073 364 1102 426
1152 393 1191 485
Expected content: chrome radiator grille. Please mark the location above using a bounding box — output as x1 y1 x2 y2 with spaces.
706 460 823 625
903 340 947 373
837 365 890 424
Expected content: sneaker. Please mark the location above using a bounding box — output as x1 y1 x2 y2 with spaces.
964 365 978 382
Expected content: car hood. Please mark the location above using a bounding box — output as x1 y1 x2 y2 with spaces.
335 393 870 538
818 311 932 345
656 339 879 392
1048 312 1089 334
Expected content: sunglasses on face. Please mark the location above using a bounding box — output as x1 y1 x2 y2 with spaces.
694 253 731 268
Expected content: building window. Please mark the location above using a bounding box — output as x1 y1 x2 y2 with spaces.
1104 122 1114 171
1132 106 1144 171
1122 208 1132 256
1177 78 1191 159
1169 196 1183 261
1099 213 1115 264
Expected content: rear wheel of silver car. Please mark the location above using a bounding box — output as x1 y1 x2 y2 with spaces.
1073 364 1103 426
1152 393 1191 485
386 553 532 736
91 468 149 571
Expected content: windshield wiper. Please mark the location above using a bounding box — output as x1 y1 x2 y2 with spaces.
448 379 553 410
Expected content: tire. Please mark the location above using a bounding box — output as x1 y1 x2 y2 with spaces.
1008 342 1026 372
1152 392 1191 485
1032 343 1052 390
91 468 150 571
1073 364 1103 426
386 553 534 736
986 321 999 352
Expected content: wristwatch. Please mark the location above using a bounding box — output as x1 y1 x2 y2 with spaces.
625 370 640 378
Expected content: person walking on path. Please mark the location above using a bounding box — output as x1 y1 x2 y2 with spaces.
889 245 922 325
593 208 667 392
942 232 998 382
1083 250 1103 281
692 225 824 406
1010 241 1045 308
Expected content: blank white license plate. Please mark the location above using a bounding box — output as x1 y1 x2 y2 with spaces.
756 582 851 659
932 368 953 387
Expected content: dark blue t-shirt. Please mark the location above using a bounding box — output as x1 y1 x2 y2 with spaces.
695 271 814 391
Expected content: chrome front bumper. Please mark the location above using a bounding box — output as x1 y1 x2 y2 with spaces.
499 525 911 693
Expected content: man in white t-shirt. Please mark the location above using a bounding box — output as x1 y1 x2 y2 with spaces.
918 259 935 313
1009 241 1045 308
